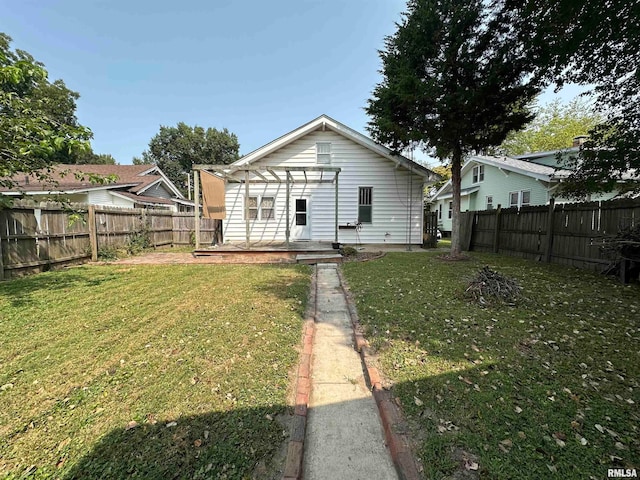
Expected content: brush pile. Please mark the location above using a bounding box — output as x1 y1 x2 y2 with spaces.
465 266 522 306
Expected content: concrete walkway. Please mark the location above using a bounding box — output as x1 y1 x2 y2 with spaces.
303 264 398 480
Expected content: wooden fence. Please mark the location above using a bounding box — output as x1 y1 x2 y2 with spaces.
0 200 218 279
460 198 640 273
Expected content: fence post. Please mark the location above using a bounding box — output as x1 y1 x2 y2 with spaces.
493 205 502 253
194 169 201 249
544 198 556 263
88 205 98 261
0 229 4 280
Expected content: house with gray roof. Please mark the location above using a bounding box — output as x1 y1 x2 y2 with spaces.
429 153 619 235
1 164 193 212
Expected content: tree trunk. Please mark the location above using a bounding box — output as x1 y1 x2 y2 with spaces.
450 147 463 257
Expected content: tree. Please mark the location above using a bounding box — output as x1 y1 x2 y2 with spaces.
0 33 91 188
500 98 603 155
75 150 117 165
510 0 640 196
366 0 539 256
139 122 240 194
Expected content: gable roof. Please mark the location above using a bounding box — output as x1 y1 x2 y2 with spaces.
232 114 439 182
2 164 185 200
432 155 572 199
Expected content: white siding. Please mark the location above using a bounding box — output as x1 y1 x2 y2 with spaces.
87 189 116 206
144 182 173 199
223 130 425 244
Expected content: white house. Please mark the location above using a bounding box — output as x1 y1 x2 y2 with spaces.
197 115 439 245
1 164 193 212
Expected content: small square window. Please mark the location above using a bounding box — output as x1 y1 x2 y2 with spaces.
261 197 274 220
509 192 519 208
521 191 531 206
486 196 494 210
317 142 331 164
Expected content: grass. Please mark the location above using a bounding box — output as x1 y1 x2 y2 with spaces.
0 264 310 479
342 252 639 479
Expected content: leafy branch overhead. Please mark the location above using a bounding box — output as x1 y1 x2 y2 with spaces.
0 32 93 189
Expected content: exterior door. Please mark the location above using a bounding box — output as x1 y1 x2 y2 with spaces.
292 197 311 240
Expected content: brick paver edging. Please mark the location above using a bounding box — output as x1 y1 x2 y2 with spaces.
336 267 422 480
282 266 318 480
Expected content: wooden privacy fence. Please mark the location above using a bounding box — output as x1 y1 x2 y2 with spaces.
0 200 219 279
461 198 640 272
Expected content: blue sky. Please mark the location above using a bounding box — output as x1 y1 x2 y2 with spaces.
3 0 585 166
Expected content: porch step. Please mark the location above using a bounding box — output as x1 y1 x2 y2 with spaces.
295 253 343 265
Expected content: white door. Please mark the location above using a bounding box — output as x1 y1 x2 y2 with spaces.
291 197 311 240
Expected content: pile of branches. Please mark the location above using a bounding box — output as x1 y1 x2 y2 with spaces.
601 224 640 262
465 266 522 306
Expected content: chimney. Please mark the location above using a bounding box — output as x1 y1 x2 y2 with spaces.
573 135 588 147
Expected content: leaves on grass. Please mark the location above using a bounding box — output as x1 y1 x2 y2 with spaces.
465 266 523 306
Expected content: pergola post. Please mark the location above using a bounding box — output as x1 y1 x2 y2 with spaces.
193 169 200 249
244 170 250 249
285 171 290 248
334 172 339 243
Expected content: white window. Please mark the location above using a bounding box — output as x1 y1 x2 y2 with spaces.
486 195 494 210
246 195 275 221
316 142 331 164
472 165 484 183
448 201 453 219
509 190 531 209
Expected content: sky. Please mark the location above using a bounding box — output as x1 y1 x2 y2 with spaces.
2 0 586 166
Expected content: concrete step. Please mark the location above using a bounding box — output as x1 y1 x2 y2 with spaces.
296 254 343 265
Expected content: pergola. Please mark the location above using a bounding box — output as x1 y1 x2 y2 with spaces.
192 164 341 249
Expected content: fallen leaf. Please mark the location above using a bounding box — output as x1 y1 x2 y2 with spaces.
458 376 473 385
547 465 557 473
595 424 605 433
166 421 177 428
465 460 479 471
194 439 202 447
414 396 423 406
125 421 138 431
514 406 523 414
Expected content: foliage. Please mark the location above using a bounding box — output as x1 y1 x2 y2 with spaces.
138 122 240 195
500 98 603 156
366 0 540 256
509 0 640 196
74 150 117 165
0 32 92 188
0 264 310 478
126 217 152 255
343 252 639 478
430 164 452 191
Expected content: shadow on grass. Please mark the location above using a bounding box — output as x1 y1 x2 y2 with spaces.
61 406 289 480
0 269 121 308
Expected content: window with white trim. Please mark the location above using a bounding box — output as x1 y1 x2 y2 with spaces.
509 190 531 209
486 195 494 210
438 203 442 220
358 187 372 223
316 142 331 164
448 201 453 219
472 165 484 183
246 195 275 221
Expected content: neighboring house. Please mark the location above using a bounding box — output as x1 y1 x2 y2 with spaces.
1 164 193 212
200 114 439 245
430 153 619 234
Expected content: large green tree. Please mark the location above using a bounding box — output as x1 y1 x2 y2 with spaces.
0 33 91 188
366 0 539 256
500 98 603 156
511 0 640 196
138 122 240 195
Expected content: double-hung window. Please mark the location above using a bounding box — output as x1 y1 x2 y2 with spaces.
472 165 484 183
358 187 372 223
316 142 331 164
246 195 275 221
448 201 453 219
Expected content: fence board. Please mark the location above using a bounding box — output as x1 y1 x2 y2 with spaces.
461 197 640 274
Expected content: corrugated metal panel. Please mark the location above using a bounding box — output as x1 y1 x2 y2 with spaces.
223 130 425 244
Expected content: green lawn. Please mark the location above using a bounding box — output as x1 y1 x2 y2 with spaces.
0 264 310 479
342 252 639 479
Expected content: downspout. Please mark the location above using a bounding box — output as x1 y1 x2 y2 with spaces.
406 150 413 251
